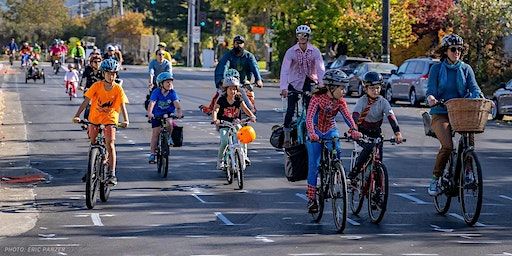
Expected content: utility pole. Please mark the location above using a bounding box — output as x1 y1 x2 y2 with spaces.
79 0 83 18
187 0 196 67
195 0 201 67
382 0 390 63
111 0 115 16
118 0 124 16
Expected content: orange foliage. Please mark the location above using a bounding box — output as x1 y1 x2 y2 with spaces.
107 11 152 37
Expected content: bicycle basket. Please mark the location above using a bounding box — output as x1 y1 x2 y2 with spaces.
445 98 492 133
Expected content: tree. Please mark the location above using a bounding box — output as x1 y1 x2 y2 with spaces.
107 11 152 38
410 0 455 37
3 0 69 42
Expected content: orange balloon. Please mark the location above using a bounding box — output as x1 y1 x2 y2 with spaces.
237 126 256 144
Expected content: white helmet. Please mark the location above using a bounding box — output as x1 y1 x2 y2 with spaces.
222 76 240 88
296 25 312 35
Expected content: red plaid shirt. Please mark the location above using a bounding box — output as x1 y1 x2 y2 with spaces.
306 94 357 135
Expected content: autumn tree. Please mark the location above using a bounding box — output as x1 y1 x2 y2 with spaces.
107 11 152 38
410 0 455 37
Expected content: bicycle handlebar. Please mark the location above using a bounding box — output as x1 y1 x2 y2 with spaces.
147 114 184 123
211 117 255 127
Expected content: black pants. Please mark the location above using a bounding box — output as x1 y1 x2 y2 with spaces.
283 78 314 129
354 140 383 171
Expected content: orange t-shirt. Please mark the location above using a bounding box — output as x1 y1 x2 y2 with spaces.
84 81 129 124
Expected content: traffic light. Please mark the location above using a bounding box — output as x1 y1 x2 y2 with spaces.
150 0 156 5
225 20 232 33
214 19 222 35
198 12 207 27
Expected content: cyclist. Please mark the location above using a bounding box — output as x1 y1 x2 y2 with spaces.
7 37 18 54
305 69 361 213
72 59 130 186
347 71 403 180
280 25 325 148
59 40 68 64
71 41 86 72
148 49 172 91
205 35 263 115
64 63 80 98
212 76 257 170
19 42 32 67
27 60 41 78
425 33 482 196
103 45 118 61
146 71 183 163
32 43 41 61
153 42 172 62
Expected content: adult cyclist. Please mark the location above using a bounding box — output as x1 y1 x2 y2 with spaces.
7 38 18 65
203 35 263 115
71 41 86 72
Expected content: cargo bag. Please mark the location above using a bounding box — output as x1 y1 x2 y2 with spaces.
284 144 308 182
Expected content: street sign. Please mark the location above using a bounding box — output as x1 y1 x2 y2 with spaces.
250 26 266 35
192 26 201 43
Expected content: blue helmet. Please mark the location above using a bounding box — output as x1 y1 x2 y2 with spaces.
100 58 120 72
156 71 174 86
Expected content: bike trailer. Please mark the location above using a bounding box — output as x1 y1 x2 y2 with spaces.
284 144 308 182
171 125 183 147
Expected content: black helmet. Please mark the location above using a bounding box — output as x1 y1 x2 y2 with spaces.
323 69 348 87
441 33 464 48
233 35 245 43
362 71 383 87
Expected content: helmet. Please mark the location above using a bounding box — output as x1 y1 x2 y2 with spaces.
224 68 240 79
32 60 39 65
362 71 384 87
60 40 64 44
68 63 75 69
222 76 240 88
23 42 29 46
323 69 348 87
100 58 120 72
157 42 167 47
76 41 81 46
441 33 464 48
156 71 174 86
296 25 312 35
237 125 257 144
233 35 245 43
106 45 115 51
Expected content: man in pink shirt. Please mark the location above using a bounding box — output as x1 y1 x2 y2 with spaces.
279 25 325 148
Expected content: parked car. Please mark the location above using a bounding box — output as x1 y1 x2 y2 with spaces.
327 56 371 75
491 80 512 120
347 62 398 97
385 57 440 106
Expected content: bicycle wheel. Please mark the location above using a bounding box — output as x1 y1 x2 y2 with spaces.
349 168 365 215
368 163 389 224
331 161 347 233
157 132 170 178
311 168 325 223
459 150 483 226
99 161 111 202
434 156 453 214
235 149 244 189
225 151 233 184
85 148 100 209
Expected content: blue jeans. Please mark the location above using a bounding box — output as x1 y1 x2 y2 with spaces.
306 128 342 188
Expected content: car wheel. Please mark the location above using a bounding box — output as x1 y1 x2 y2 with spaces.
409 88 419 107
385 86 395 103
492 99 504 120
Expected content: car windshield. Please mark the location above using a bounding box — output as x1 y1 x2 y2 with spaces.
367 63 397 74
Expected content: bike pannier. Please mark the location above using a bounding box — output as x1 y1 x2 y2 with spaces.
284 144 308 182
270 125 284 149
171 125 183 147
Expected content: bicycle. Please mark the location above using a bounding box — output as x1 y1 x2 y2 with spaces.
8 51 15 66
78 121 114 209
428 100 486 226
52 55 61 74
150 114 182 178
310 136 348 233
348 135 405 224
213 118 252 190
66 81 77 101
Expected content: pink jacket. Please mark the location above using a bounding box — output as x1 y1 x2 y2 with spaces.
279 43 325 91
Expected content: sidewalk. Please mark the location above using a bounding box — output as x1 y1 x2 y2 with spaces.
0 70 50 237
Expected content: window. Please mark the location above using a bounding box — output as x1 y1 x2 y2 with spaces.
405 61 417 74
414 62 426 74
398 62 408 74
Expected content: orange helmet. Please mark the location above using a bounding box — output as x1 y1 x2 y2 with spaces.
237 126 256 144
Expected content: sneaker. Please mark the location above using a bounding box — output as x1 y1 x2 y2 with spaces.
107 175 117 186
148 153 156 164
216 160 225 170
73 93 77 98
428 177 441 196
307 199 318 214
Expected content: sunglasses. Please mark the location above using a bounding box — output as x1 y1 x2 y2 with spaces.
450 46 464 53
92 61 101 63
157 53 163 56
297 33 310 38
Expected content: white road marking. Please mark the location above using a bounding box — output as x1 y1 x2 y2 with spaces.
186 235 210 238
295 193 308 201
499 195 512 201
402 254 438 256
91 213 104 226
448 213 486 227
347 218 361 226
487 253 512 256
192 194 207 203
395 193 430 204
378 233 404 236
61 225 91 228
38 234 56 238
191 255 228 256
107 237 138 239
39 237 69 240
339 235 363 240
215 212 234 226
455 240 502 244
149 211 175 215
255 235 274 243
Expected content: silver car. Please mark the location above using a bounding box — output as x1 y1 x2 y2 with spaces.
491 80 512 120
385 58 440 106
347 62 397 97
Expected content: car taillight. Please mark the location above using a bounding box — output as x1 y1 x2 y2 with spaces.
420 74 429 79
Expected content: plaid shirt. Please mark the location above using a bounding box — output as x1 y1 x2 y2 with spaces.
306 94 357 135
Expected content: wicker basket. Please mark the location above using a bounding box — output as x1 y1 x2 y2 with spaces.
445 98 493 133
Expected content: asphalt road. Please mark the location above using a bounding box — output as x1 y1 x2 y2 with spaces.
1 62 511 256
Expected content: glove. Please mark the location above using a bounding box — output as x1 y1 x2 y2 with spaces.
309 133 319 142
350 130 362 141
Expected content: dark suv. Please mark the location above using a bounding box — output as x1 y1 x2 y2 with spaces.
385 57 440 106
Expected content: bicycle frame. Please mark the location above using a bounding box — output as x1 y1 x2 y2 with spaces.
221 121 246 172
440 132 474 196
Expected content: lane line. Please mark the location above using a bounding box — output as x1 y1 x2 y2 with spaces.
215 212 234 226
395 193 429 205
192 194 206 203
448 213 486 227
91 213 104 226
347 218 361 226
255 235 274 243
295 193 308 201
499 195 512 201
402 254 438 256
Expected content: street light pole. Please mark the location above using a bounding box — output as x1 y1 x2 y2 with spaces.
382 0 390 63
187 0 196 67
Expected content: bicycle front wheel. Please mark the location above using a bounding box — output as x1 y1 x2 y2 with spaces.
157 133 170 178
85 148 101 209
349 168 365 215
459 150 483 226
368 163 389 224
99 161 111 202
235 149 244 190
331 161 347 233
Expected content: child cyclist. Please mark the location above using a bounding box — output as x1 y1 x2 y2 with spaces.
72 59 129 185
305 69 361 213
64 63 80 98
347 71 403 180
212 76 256 170
147 71 183 163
